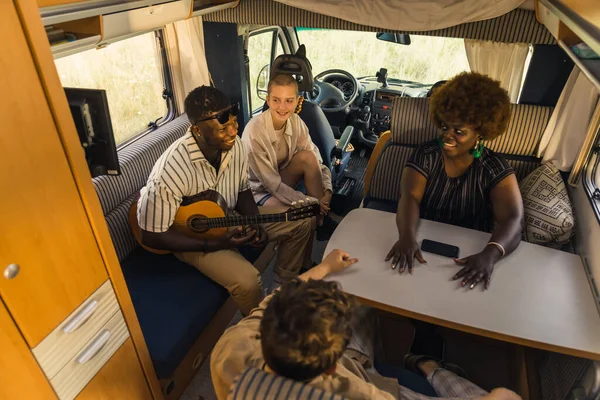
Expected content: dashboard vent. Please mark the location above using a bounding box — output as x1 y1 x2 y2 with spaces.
361 91 373 107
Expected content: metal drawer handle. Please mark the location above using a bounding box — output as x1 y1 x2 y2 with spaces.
76 329 111 364
63 299 99 334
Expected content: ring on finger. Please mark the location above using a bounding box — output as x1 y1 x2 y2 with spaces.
469 272 485 289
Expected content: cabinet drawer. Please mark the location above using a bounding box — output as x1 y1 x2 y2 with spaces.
51 310 130 400
76 338 152 400
33 280 119 379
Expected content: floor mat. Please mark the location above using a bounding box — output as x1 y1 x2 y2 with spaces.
332 153 369 216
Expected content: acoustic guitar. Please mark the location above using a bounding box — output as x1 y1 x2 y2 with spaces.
128 189 319 254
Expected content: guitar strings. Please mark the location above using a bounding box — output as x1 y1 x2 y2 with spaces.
168 215 283 228
164 213 312 229
136 205 318 230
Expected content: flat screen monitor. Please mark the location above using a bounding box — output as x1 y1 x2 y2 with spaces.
64 88 120 178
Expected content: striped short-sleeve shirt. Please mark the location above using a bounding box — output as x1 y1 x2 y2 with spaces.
137 130 249 233
406 140 514 232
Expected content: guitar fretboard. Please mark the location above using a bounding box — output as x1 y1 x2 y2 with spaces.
199 213 288 229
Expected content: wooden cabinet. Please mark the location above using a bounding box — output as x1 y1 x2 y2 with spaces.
0 1 158 399
0 0 108 348
46 16 104 59
536 0 600 92
77 339 153 400
535 1 580 44
38 0 85 8
0 300 57 400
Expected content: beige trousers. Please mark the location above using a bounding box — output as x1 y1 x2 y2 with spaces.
175 207 312 315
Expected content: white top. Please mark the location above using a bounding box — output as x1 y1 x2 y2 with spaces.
242 111 332 204
137 131 249 232
325 208 600 360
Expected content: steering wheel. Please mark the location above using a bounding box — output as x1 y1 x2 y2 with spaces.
306 69 359 113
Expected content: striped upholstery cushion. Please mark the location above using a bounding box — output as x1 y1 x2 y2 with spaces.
368 144 413 203
229 367 346 400
104 193 139 261
389 98 438 145
368 98 553 203
92 114 191 260
204 2 554 44
390 97 553 157
486 105 553 157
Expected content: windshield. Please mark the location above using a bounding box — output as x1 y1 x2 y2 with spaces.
296 28 470 85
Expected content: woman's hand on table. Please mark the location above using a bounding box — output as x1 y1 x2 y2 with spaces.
452 250 497 290
385 236 427 274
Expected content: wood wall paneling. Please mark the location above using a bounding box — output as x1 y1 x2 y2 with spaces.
0 299 57 400
14 0 163 396
0 0 108 348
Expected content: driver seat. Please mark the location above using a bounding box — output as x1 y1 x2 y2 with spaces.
266 46 354 188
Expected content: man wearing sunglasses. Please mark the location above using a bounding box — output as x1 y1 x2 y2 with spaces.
136 86 312 316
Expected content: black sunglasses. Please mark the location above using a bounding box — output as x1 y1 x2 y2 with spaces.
197 102 240 125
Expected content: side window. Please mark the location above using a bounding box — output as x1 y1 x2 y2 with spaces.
248 30 275 113
275 37 285 59
54 31 172 146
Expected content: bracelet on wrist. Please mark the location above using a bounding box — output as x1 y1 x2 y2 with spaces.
486 241 505 257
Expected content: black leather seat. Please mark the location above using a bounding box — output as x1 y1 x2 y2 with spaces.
426 80 447 97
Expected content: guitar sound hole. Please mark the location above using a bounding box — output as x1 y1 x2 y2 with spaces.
189 216 210 233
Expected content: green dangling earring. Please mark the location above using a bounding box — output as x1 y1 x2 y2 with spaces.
471 141 484 159
436 137 444 148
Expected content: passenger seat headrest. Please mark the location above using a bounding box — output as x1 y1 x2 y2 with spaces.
270 44 314 92
426 80 447 97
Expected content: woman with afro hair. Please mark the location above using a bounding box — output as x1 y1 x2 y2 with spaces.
386 72 524 290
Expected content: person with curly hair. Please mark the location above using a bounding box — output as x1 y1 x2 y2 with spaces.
386 72 524 290
210 248 521 400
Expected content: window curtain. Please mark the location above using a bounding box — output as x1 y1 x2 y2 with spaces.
272 0 525 32
165 16 211 114
464 39 529 103
536 67 599 171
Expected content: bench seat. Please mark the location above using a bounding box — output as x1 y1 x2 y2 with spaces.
121 246 261 378
92 114 264 391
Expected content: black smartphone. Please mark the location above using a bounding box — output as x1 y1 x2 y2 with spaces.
421 239 460 258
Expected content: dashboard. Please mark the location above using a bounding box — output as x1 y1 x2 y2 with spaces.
323 75 355 98
370 91 398 133
331 80 354 97
318 71 431 147
356 79 429 139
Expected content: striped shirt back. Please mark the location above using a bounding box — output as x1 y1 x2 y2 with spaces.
406 140 514 232
137 130 249 233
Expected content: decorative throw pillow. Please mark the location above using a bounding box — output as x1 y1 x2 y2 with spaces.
518 163 575 247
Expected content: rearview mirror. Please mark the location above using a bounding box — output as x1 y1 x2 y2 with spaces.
257 64 269 101
376 32 411 45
